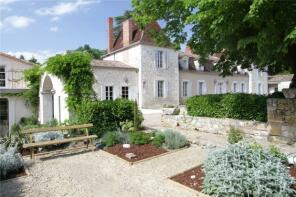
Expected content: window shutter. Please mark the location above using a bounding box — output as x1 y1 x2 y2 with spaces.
154 80 157 98
154 51 157 68
100 85 104 100
165 81 169 98
188 81 192 97
203 82 207 95
165 51 168 68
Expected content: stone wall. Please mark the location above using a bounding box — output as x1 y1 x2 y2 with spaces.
161 114 268 139
267 98 296 143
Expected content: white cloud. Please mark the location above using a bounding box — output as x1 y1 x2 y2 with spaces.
1 16 35 29
0 0 17 6
36 0 100 16
7 50 64 63
51 16 60 22
50 26 59 32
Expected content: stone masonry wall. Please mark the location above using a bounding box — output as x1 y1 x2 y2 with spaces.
267 98 296 143
162 114 268 139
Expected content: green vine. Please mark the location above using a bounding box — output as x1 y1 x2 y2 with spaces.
0 93 23 97
22 65 44 115
46 52 95 112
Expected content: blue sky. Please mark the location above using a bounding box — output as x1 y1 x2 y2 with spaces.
0 0 133 62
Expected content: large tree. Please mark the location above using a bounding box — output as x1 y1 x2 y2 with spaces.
132 0 296 88
68 44 106 59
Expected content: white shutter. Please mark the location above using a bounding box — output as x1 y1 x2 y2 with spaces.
203 82 207 95
100 85 104 100
154 80 157 98
165 81 169 98
188 81 192 97
165 51 168 68
154 51 157 68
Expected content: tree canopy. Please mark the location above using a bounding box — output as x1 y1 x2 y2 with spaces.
132 0 296 88
68 44 106 59
113 10 133 38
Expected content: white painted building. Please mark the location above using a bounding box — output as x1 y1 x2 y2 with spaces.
0 52 34 136
38 18 268 122
268 74 293 94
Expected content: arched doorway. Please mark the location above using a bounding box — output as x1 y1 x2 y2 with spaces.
41 75 55 123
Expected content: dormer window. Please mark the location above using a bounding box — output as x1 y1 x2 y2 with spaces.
194 60 204 71
0 66 5 87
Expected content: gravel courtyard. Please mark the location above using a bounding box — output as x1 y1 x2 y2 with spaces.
1 146 207 197
2 110 295 197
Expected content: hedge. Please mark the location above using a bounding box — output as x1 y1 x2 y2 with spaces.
185 93 267 122
75 99 143 137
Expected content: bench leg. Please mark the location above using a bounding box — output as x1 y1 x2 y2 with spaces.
30 148 35 160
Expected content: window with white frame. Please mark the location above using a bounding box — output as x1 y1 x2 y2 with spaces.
121 86 128 99
241 82 245 93
0 66 5 87
105 86 113 100
182 81 188 97
155 50 164 68
157 80 164 97
216 82 224 94
198 81 206 95
232 82 238 93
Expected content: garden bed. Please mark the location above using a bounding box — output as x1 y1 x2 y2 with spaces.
170 164 296 193
105 144 167 163
290 165 296 190
0 167 27 181
170 165 204 192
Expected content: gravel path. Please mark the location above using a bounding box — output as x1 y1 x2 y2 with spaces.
1 147 207 197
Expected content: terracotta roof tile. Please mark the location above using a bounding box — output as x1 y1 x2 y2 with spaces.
0 52 34 66
91 60 137 70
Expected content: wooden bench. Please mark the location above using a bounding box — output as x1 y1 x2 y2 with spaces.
22 123 97 159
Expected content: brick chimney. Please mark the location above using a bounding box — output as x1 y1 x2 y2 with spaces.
107 17 114 53
122 19 133 47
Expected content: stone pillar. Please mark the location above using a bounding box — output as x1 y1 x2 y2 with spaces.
267 97 296 144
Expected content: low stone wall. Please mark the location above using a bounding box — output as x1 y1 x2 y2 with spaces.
267 98 296 143
161 114 268 139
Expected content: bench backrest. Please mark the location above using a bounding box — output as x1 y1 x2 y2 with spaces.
22 123 93 134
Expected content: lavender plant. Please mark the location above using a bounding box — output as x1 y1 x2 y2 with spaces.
163 130 188 149
203 142 295 196
0 145 24 178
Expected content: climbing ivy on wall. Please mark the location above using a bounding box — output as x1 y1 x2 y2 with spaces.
45 52 95 111
22 65 44 115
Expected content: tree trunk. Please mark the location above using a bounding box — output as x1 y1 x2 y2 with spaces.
290 72 296 88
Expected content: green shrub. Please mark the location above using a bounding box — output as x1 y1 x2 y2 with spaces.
152 132 165 147
227 127 243 144
120 120 134 133
101 132 120 147
203 142 295 196
186 93 267 122
0 123 25 148
269 144 288 164
76 99 143 137
117 131 131 144
129 132 151 145
0 145 24 179
163 130 188 149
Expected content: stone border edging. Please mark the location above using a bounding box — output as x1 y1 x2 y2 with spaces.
101 146 190 166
